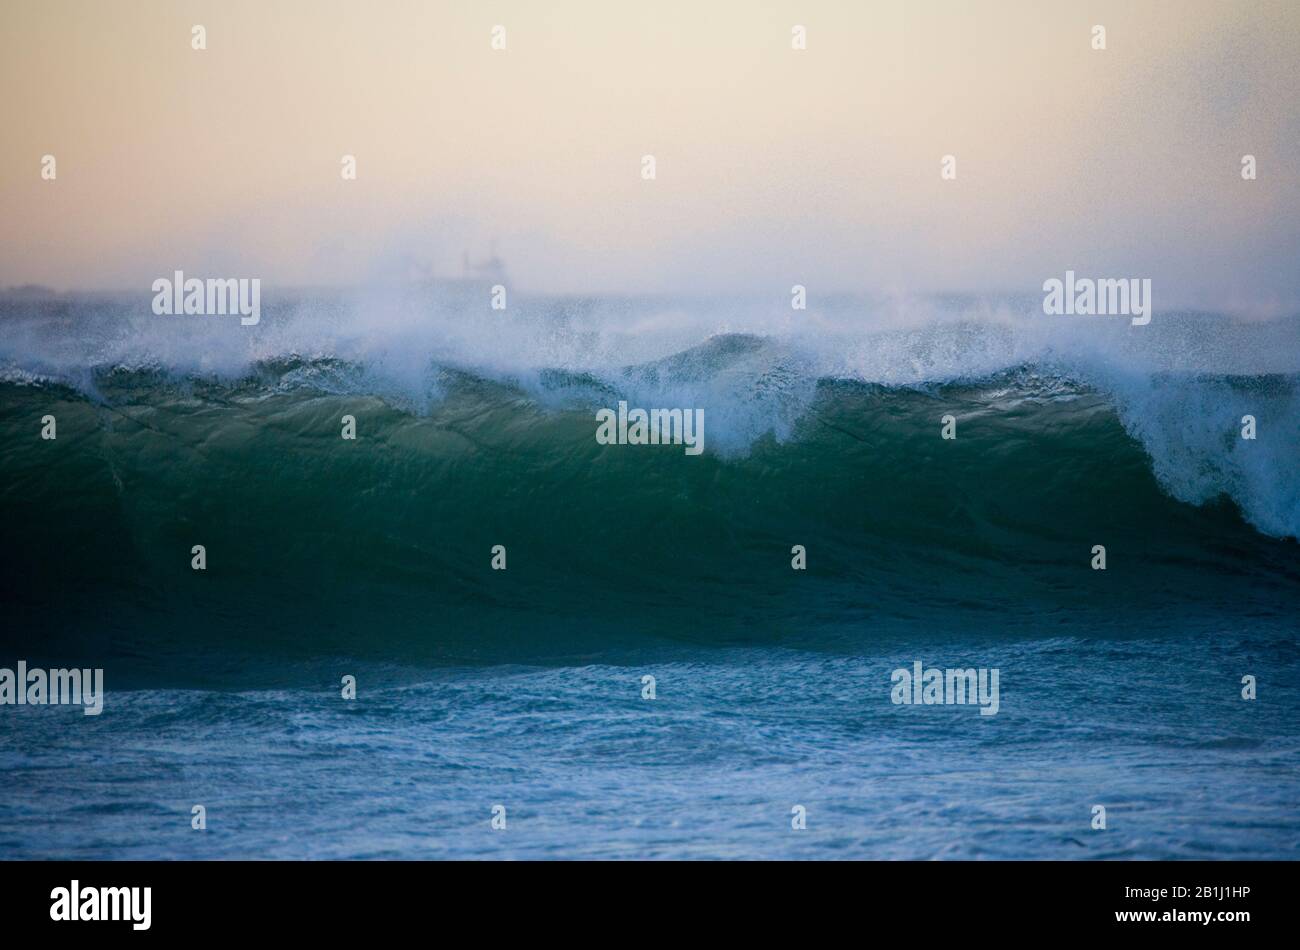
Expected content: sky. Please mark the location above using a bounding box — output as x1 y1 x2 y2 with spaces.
2 0 1298 309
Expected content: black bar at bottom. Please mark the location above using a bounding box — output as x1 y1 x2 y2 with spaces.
0 860 1282 937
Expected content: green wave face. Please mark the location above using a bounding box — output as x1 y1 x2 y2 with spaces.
3 359 1297 683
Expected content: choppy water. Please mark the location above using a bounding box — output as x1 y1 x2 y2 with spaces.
3 634 1297 859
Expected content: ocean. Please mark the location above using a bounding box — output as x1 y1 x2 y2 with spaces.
1 290 1297 859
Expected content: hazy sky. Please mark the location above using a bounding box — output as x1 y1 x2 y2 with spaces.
2 0 1298 308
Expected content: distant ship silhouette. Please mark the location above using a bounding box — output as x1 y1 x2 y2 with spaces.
416 242 507 295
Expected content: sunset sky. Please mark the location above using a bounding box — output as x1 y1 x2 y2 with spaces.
2 0 1297 308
